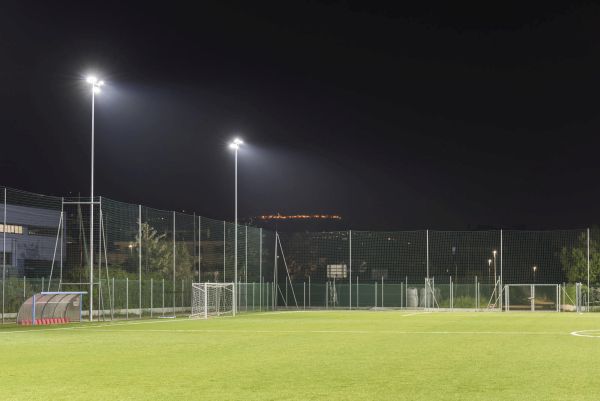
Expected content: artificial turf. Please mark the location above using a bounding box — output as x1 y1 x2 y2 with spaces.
1 311 599 400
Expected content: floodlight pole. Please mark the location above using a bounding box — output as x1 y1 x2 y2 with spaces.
89 85 95 322
234 145 238 312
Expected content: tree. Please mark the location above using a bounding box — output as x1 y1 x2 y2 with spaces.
560 227 600 285
126 223 195 279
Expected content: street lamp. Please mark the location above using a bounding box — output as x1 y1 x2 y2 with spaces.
86 75 104 322
228 137 243 316
492 250 498 304
487 259 492 281
533 265 537 284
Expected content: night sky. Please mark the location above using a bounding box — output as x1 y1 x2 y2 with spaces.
2 1 600 230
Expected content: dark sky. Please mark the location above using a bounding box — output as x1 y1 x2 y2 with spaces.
2 1 600 230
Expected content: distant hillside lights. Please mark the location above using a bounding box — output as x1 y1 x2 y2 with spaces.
257 214 342 221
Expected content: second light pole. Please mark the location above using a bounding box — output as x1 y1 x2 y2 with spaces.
86 75 104 322
229 137 243 315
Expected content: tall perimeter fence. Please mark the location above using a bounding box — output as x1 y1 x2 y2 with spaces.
1 185 599 323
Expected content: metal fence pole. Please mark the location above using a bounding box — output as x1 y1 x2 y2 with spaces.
173 211 176 316
126 277 129 320
303 281 306 310
500 229 503 311
2 187 5 324
162 278 165 315
587 228 590 312
223 220 226 282
198 216 202 283
150 278 153 318
349 230 352 310
259 228 262 311
138 205 142 318
112 277 115 319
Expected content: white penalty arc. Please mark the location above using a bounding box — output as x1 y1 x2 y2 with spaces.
570 329 600 338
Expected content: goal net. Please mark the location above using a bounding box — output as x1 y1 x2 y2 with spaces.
17 292 85 325
191 283 236 319
504 284 559 312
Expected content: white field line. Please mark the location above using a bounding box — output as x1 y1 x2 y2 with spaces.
77 328 568 336
570 330 600 338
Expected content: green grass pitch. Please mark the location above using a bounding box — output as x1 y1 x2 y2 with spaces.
2 311 600 400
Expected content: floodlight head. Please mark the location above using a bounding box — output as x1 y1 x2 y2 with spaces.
488 259 492 266
86 76 98 84
98 80 105 86
533 265 537 272
233 138 243 145
229 142 239 150
493 250 497 256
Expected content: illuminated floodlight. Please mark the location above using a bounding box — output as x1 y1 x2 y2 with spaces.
229 137 244 150
93 86 101 94
86 76 97 84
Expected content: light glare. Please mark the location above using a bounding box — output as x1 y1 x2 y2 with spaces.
86 76 97 84
229 143 239 150
93 87 101 94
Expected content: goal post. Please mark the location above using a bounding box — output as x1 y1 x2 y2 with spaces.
190 283 235 319
504 284 559 312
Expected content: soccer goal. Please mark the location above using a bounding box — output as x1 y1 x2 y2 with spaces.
190 283 236 319
504 284 559 312
17 291 86 325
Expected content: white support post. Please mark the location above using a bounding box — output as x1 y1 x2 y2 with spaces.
162 278 165 315
381 276 384 308
309 276 311 308
173 211 176 316
450 276 453 310
303 281 306 310
374 281 377 307
150 278 153 318
426 229 430 280
356 276 359 308
198 216 201 282
273 231 278 310
138 205 142 318
126 277 129 320
500 229 503 311
112 277 115 318
349 230 352 310
1 187 5 324
259 228 262 311
60 197 64 289
203 282 208 319
245 226 248 311
223 220 226 282
587 228 590 312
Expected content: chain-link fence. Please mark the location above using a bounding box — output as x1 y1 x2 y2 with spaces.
1 185 599 323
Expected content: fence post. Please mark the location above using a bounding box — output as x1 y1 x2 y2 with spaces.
198 216 201 282
374 281 377 307
303 281 306 310
349 229 352 310
259 228 262 311
309 276 311 308
356 276 359 308
138 205 142 318
2 187 6 324
150 278 153 318
162 278 165 315
500 229 503 311
111 277 115 319
173 211 176 316
126 277 129 320
23 276 26 299
181 279 184 311
587 228 590 312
